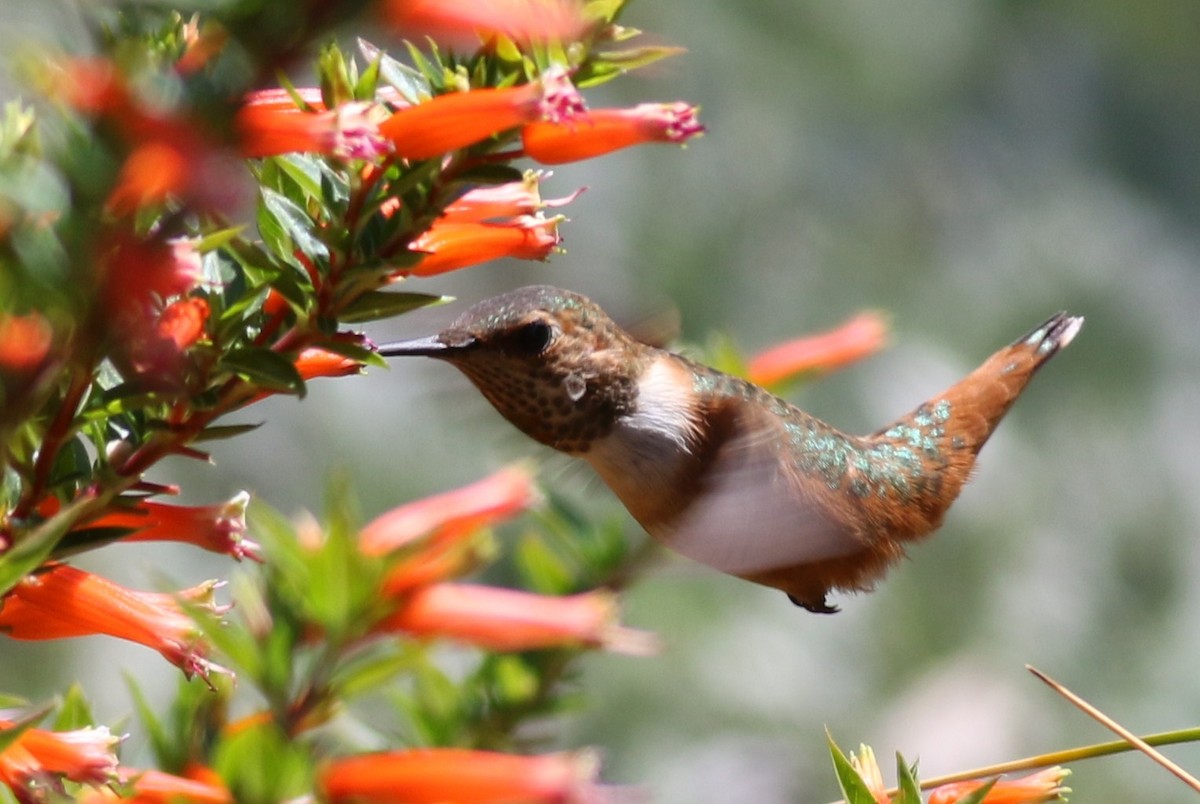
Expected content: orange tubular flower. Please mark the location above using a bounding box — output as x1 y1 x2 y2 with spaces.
360 465 537 555
80 767 233 803
522 102 705 164
380 0 590 46
746 311 889 387
320 748 600 804
294 346 364 380
400 215 561 277
155 297 210 350
0 311 53 374
362 465 536 592
106 141 191 215
378 583 657 654
379 69 584 160
85 492 258 561
442 171 581 224
0 563 221 678
0 723 120 791
236 99 390 160
928 767 1071 804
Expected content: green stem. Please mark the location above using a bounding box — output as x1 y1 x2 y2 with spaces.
916 727 1200 789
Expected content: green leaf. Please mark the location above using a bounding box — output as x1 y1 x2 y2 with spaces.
360 38 429 104
489 654 540 706
49 435 91 489
272 155 324 204
339 290 450 323
215 718 313 802
704 331 749 377
194 225 246 254
306 336 379 366
260 187 329 261
186 571 266 686
53 684 95 731
826 732 883 804
256 194 290 258
0 496 94 595
584 0 630 24
356 51 382 99
0 704 51 755
51 526 137 558
515 533 574 595
125 673 172 768
576 45 687 88
195 422 264 442
450 164 526 186
221 347 306 395
332 643 422 699
598 45 687 71
318 42 354 109
895 752 923 804
949 778 998 804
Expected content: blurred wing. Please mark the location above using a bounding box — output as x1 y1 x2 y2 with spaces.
656 401 860 577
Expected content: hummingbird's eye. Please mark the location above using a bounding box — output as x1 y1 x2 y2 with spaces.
510 320 554 355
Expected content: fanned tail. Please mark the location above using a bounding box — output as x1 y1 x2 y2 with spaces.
857 312 1084 548
930 312 1084 455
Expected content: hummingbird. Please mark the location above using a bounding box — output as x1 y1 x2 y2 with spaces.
379 286 1082 613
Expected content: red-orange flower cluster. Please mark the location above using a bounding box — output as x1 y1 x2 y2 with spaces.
359 466 652 653
0 563 224 678
390 171 576 277
99 235 209 386
320 747 600 804
54 58 241 213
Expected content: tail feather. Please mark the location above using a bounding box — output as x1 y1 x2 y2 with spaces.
863 311 1083 536
940 312 1083 452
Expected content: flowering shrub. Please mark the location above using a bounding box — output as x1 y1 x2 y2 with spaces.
0 1 703 798
2 1 1177 802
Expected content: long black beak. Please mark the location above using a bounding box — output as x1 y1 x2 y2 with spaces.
377 335 470 358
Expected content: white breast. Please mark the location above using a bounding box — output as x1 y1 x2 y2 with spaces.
583 356 701 510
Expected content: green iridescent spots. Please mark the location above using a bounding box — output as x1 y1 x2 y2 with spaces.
786 399 954 502
794 428 852 490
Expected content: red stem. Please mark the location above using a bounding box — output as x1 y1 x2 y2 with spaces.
13 364 93 520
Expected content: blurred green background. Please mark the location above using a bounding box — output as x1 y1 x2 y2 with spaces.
4 1 1200 801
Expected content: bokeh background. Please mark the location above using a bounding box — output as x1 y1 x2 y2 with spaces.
4 1 1200 801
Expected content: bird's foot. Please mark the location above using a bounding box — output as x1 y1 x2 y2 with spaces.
787 593 840 614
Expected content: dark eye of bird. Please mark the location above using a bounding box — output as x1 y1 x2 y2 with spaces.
509 320 553 355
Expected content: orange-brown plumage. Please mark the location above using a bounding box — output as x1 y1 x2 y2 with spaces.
381 288 1082 613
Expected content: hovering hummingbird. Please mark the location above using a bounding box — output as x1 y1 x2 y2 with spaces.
379 286 1082 613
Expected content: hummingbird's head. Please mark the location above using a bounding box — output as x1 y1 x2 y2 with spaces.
379 285 650 453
